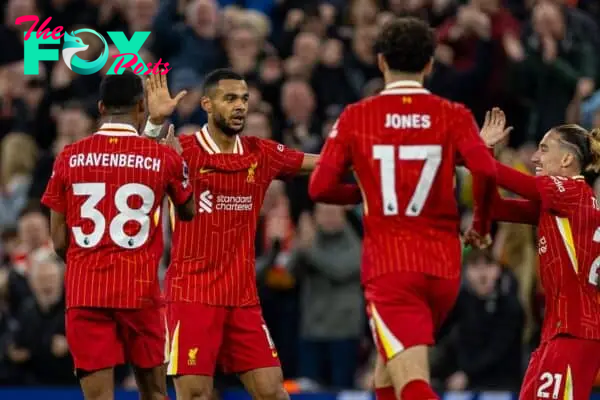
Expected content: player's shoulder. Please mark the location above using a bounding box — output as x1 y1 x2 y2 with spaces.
357 92 468 113
428 97 472 118
445 99 471 114
179 133 197 150
537 175 588 193
56 136 95 158
342 98 370 115
243 135 283 153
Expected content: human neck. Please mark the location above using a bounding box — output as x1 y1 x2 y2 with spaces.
207 120 236 154
558 166 582 178
384 71 424 87
100 115 137 129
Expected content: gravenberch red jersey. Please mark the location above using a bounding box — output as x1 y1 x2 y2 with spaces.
165 126 304 306
318 81 489 281
535 175 600 342
42 123 192 309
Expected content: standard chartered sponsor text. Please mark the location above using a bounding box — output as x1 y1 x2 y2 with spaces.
216 195 253 211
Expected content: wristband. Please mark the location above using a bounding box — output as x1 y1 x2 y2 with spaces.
144 119 163 138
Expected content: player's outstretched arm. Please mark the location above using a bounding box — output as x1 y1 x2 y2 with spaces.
300 154 362 205
49 210 68 261
165 127 195 221
298 153 319 174
308 163 362 205
494 161 541 202
454 106 498 237
477 108 541 202
143 73 187 138
307 109 362 205
492 197 540 224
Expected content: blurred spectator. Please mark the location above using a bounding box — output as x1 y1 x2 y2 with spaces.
153 0 224 79
0 228 18 268
288 205 362 389
5 250 73 385
280 80 320 151
0 265 12 384
28 101 92 201
432 249 524 391
510 0 597 142
437 0 520 122
257 181 299 377
7 205 53 318
0 0 38 66
169 68 205 128
244 111 272 139
0 132 38 228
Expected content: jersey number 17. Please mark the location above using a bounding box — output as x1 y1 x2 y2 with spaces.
373 144 442 217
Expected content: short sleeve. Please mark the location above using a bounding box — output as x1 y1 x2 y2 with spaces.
536 176 583 214
41 153 68 213
318 106 354 174
166 150 193 206
262 140 304 180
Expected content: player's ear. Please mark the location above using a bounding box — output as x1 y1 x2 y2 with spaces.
136 98 145 115
376 53 387 75
98 100 105 115
561 151 575 169
423 57 434 77
200 96 212 114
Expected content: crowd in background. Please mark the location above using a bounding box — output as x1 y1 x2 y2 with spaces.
0 0 599 393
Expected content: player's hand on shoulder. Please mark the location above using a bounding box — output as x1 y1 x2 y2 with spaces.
480 107 513 148
145 73 187 125
160 124 183 155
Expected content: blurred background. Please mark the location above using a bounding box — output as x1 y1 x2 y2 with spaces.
0 0 600 398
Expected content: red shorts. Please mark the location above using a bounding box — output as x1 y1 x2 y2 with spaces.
365 272 460 361
66 306 167 372
519 336 600 400
166 302 280 376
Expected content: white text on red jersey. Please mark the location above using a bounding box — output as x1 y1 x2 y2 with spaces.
69 153 162 172
385 113 431 129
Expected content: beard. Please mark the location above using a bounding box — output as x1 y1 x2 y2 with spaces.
214 112 245 137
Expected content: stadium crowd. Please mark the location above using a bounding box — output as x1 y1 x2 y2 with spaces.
0 0 599 394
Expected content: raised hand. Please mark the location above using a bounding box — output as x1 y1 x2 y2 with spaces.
480 107 513 148
146 73 187 125
160 124 183 155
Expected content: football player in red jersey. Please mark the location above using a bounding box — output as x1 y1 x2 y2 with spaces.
143 69 360 400
309 17 498 400
42 71 195 400
471 109 600 400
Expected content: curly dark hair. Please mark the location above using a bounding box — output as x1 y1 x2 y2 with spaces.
99 70 144 112
374 17 436 73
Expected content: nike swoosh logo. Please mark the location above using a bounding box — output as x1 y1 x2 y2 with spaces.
199 168 214 174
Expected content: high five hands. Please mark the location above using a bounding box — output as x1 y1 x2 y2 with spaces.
463 107 514 249
145 73 187 125
480 107 513 148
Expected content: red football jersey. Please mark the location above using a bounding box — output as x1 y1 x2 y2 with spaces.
535 175 600 342
165 126 304 306
316 81 492 281
41 123 192 309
